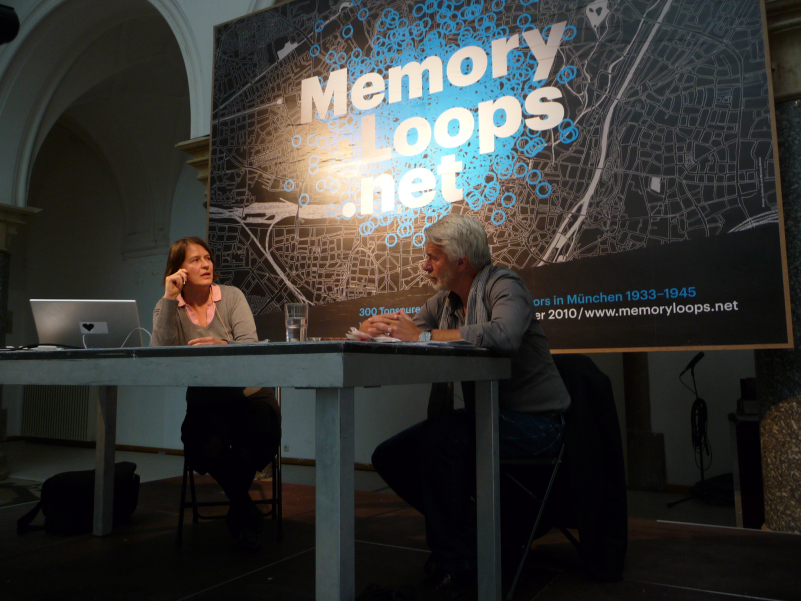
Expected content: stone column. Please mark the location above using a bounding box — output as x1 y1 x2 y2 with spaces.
752 0 801 533
0 204 39 480
175 136 210 205
624 352 667 491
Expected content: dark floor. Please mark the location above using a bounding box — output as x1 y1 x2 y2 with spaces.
1 475 799 601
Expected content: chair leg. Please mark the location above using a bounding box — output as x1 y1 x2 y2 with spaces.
275 447 283 541
176 463 189 548
559 527 580 550
188 467 200 524
506 443 566 601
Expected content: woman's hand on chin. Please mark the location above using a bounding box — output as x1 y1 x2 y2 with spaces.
164 269 188 300
187 337 228 346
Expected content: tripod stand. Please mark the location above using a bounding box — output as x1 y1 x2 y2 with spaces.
667 352 712 508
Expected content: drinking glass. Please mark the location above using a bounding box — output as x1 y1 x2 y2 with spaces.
285 303 308 342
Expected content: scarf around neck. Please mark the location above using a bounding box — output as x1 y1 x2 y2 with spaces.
428 264 493 418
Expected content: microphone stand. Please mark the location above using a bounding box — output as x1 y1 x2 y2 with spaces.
667 355 710 508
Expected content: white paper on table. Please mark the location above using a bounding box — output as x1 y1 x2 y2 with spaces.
345 327 401 343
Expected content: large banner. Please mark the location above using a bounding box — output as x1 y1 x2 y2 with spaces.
209 0 791 350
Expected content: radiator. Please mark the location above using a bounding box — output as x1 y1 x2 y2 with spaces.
21 385 98 442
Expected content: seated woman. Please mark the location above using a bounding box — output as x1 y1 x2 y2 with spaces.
151 236 280 551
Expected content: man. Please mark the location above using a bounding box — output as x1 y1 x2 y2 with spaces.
360 214 570 599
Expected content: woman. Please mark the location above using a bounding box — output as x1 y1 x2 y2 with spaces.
152 236 280 551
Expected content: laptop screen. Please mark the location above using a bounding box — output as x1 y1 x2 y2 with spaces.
30 299 143 349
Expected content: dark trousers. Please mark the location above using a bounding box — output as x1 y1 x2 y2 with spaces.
182 387 281 510
371 408 563 571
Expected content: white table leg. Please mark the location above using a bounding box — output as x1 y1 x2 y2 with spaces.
93 385 117 536
315 387 355 601
475 379 501 600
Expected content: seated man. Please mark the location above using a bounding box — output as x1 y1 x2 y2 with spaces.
360 214 570 599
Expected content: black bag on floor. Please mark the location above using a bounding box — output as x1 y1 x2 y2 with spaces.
16 461 140 535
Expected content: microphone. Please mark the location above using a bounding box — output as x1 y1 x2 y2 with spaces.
680 351 705 376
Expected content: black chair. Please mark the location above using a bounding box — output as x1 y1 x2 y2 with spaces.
501 436 570 600
500 355 627 597
175 390 283 548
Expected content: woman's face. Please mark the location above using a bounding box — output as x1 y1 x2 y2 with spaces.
180 243 214 287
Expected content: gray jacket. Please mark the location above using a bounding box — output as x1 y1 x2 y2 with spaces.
413 266 570 413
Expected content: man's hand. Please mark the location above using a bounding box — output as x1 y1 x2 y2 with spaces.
359 310 423 341
359 313 400 337
187 337 228 346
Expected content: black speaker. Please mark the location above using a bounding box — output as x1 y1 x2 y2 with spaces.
0 4 20 46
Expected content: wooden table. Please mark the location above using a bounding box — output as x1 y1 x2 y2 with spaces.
0 342 511 600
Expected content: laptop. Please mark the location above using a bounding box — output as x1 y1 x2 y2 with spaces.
30 299 144 349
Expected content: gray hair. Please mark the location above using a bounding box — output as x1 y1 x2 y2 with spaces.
424 214 491 269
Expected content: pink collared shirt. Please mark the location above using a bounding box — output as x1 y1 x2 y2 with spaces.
177 284 222 326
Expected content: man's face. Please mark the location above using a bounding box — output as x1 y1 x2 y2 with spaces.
423 243 458 291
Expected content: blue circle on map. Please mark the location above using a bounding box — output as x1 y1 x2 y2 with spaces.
329 179 341 193
359 222 375 236
292 135 302 147
559 119 580 143
326 50 337 63
310 45 320 57
525 137 546 157
557 65 577 84
536 182 552 197
501 192 516 207
384 233 398 247
358 8 369 20
342 25 353 38
299 194 310 206
513 162 528 178
527 169 542 185
337 52 347 64
520 0 538 5
326 203 338 216
510 49 525 68
492 0 505 11
317 180 327 192
377 18 388 31
466 190 483 210
491 210 506 225
284 180 295 192
486 182 501 201
563 25 577 40
398 223 414 238
542 26 552 40
315 20 325 32
413 232 426 247
376 211 392 226
308 164 318 175
307 135 318 146
496 163 513 180
517 14 531 28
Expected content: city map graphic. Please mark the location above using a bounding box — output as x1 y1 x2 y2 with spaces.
209 0 787 348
